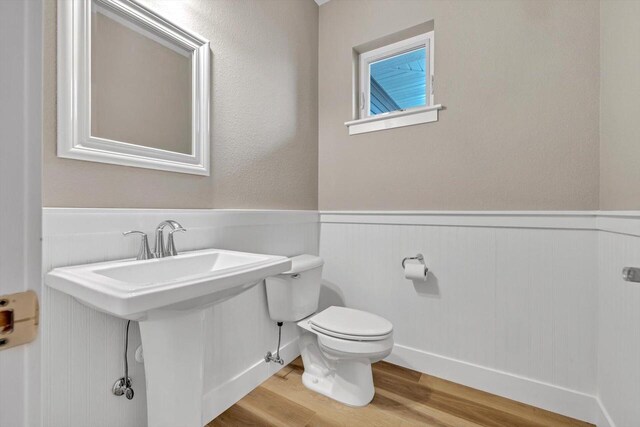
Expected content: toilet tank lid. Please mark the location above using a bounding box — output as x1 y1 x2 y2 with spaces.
281 254 324 274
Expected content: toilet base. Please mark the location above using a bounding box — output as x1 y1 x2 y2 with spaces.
297 331 375 407
300 360 375 407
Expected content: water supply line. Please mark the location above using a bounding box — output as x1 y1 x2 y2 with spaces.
264 321 284 365
112 320 135 399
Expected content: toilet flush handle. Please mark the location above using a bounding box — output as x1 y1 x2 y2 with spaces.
291 274 301 279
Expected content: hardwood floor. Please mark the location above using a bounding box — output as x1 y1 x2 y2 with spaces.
208 357 593 427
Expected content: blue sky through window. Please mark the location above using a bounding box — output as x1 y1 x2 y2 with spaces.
369 47 427 115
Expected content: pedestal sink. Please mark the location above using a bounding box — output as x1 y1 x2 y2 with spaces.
46 249 291 427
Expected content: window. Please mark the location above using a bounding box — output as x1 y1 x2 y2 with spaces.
360 33 433 118
346 31 442 135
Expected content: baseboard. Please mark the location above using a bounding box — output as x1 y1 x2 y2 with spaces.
200 338 300 425
386 343 602 425
200 339 617 426
595 397 616 427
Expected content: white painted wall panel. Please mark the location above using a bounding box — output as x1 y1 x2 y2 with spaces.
42 209 318 427
320 221 598 394
598 231 640 427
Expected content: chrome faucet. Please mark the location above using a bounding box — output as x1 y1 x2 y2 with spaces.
123 231 153 260
153 220 186 258
123 220 186 260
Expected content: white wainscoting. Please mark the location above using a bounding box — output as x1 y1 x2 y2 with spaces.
319 211 640 426
598 230 640 427
41 209 318 427
41 209 640 427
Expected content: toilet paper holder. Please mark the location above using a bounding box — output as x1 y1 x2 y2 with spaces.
402 253 427 270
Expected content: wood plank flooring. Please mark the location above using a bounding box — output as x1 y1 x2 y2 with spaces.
208 357 593 427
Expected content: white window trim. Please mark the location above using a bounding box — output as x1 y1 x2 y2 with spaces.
346 31 442 136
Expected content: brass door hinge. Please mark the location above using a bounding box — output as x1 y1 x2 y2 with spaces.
0 290 38 350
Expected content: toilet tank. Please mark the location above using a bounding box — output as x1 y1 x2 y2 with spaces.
265 254 324 322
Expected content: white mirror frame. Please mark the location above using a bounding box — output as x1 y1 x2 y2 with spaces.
58 0 210 175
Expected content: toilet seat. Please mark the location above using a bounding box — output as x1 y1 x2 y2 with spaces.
311 324 392 341
317 332 394 358
299 306 394 357
309 306 393 341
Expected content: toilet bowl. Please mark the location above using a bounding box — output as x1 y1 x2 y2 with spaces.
265 255 394 406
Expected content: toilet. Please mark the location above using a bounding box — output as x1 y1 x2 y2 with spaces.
265 254 394 407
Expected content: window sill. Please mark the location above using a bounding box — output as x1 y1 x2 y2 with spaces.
344 104 443 135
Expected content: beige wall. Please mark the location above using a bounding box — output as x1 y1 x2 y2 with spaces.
319 0 600 210
43 0 318 209
599 0 640 210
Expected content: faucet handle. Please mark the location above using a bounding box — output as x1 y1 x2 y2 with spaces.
123 231 154 260
166 228 186 257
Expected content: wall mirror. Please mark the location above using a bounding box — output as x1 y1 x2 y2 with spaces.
58 0 210 175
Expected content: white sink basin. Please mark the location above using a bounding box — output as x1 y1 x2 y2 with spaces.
46 248 290 320
45 248 291 427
